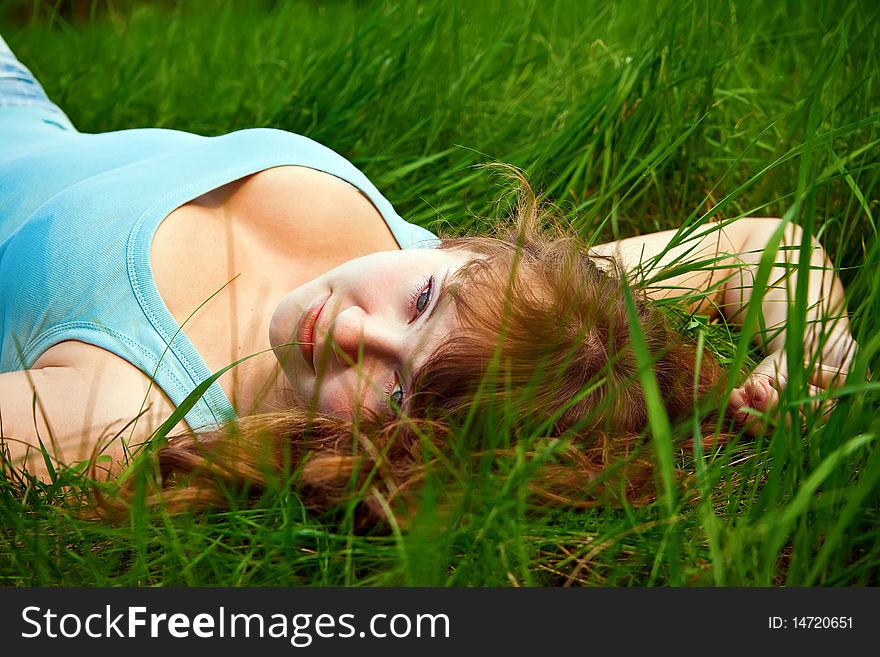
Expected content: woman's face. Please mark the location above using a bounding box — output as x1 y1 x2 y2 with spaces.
269 248 472 419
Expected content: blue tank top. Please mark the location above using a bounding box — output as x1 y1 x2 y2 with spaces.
0 112 437 430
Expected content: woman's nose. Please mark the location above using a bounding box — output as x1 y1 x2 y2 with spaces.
328 306 402 366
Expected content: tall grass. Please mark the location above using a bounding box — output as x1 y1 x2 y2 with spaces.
1 0 878 586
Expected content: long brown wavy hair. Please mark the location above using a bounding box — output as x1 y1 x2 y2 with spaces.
130 176 732 526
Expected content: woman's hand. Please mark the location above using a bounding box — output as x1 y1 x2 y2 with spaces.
728 351 784 435
728 328 859 435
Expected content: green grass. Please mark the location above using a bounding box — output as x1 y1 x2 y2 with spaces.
1 0 878 586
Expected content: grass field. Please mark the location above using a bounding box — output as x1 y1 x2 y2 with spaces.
1 0 878 586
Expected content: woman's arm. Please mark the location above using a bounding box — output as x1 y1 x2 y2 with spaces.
1 343 187 480
1 367 119 478
714 218 855 429
593 217 858 431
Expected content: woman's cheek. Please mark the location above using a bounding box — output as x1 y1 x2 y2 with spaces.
317 381 358 419
319 373 384 419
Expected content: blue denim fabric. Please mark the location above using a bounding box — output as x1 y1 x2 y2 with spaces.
0 34 74 129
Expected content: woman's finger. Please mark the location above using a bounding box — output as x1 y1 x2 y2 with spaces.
728 374 781 436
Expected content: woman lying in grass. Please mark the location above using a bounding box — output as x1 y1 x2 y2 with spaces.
0 36 858 519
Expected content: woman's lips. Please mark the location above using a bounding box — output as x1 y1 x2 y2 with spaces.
297 293 330 373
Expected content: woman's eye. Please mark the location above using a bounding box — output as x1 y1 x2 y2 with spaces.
389 385 404 411
416 289 430 313
416 278 434 314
